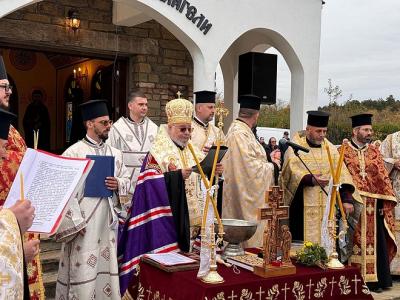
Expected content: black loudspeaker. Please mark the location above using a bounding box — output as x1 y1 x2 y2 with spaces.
238 52 277 105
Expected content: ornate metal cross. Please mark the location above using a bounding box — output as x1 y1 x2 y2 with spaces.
215 100 229 130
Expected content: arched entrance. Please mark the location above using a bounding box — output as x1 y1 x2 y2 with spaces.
219 28 310 132
1 0 323 133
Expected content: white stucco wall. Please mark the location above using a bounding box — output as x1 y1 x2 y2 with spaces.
0 0 323 132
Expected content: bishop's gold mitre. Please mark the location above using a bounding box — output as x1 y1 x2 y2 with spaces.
166 94 193 124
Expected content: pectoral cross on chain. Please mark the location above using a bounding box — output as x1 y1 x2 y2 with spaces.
215 100 229 130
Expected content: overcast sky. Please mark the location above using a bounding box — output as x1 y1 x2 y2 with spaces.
217 0 400 106
317 0 400 105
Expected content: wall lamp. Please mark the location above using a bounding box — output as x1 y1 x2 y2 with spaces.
67 9 80 31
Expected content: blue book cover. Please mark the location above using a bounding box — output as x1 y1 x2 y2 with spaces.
84 155 115 198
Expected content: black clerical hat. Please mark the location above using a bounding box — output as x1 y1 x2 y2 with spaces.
79 99 109 121
238 94 262 110
306 110 330 127
350 113 373 128
0 56 7 80
194 90 216 104
0 109 16 140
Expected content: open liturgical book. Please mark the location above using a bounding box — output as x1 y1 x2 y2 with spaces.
4 148 93 235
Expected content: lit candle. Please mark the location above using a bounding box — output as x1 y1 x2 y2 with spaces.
187 143 223 231
335 143 347 221
326 145 337 220
20 172 24 201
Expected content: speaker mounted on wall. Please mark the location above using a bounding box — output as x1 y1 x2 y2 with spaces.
238 52 277 105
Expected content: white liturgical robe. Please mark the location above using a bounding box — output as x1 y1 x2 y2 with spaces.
54 137 130 300
107 117 158 195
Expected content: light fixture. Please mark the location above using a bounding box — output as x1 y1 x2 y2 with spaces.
67 9 80 31
73 66 88 82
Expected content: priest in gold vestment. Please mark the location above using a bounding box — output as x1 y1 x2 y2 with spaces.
0 208 24 299
0 200 35 300
191 90 225 152
148 122 205 244
223 95 277 247
281 111 362 252
343 114 397 291
191 90 225 215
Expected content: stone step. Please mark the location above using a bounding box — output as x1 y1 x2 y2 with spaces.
42 270 58 284
40 249 61 261
38 239 60 298
40 249 60 274
43 271 58 299
39 238 62 252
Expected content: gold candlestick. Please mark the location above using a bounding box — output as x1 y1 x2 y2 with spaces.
195 99 229 284
200 223 224 284
325 142 347 269
326 218 345 269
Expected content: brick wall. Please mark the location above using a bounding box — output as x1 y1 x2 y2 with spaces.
129 23 193 123
0 0 193 124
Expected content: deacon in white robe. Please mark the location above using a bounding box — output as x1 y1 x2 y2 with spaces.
54 100 130 300
223 95 275 247
107 91 158 197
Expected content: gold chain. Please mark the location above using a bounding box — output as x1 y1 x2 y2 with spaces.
179 148 189 168
357 147 367 180
308 143 327 221
200 125 212 150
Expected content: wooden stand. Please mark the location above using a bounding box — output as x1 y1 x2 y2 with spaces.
254 263 296 278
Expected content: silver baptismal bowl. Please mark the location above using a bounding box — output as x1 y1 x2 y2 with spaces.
219 219 258 259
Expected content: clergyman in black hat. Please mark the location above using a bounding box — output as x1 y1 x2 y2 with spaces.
342 113 396 291
281 110 362 262
57 99 130 298
192 90 225 153
222 94 279 247
349 113 373 147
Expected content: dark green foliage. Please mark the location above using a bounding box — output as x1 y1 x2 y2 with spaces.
258 104 290 129
258 95 400 144
296 242 328 267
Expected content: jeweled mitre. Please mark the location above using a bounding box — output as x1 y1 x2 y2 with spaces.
166 97 193 124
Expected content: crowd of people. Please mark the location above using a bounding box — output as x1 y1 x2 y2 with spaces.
1 53 400 299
